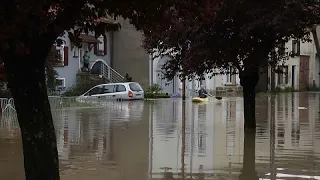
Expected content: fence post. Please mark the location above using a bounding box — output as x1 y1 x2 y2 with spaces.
108 66 111 81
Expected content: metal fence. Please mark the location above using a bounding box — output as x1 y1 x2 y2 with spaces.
0 96 127 128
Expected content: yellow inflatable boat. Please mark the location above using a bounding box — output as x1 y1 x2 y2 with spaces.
192 97 209 103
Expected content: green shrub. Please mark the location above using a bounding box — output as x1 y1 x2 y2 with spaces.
145 93 170 99
284 86 295 92
145 84 162 94
305 86 320 91
63 73 108 97
274 86 281 92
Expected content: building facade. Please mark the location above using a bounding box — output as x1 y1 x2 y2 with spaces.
111 18 150 87
55 30 113 89
150 54 241 96
269 36 318 91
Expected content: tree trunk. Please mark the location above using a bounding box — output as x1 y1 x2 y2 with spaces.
5 56 60 180
239 129 258 180
240 70 259 129
182 78 186 100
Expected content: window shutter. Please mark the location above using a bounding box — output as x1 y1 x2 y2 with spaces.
292 40 296 55
64 46 68 66
297 41 300 55
104 36 107 55
94 44 97 55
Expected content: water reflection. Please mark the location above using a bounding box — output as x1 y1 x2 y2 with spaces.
0 93 320 179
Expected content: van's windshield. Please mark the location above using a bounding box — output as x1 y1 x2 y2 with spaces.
129 83 142 91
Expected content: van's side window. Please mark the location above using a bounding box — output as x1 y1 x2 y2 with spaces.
103 85 115 93
87 86 103 96
116 85 126 92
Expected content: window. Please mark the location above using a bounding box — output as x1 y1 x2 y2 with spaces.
284 66 289 84
278 42 285 56
56 78 65 87
226 67 233 84
198 132 206 154
55 44 64 65
199 75 205 86
277 65 288 85
82 43 89 52
292 40 300 56
116 85 126 92
103 85 115 93
97 35 105 56
72 47 79 57
55 78 65 91
129 83 142 91
86 86 103 96
277 66 284 84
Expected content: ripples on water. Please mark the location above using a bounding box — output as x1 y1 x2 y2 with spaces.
1 93 320 179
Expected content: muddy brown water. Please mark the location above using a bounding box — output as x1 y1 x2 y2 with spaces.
1 92 320 179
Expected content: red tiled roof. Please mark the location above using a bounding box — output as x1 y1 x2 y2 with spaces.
79 34 101 43
95 17 118 25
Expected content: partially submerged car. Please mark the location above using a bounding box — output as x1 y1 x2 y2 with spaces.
78 82 145 102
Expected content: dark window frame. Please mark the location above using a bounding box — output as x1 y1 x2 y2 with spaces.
116 85 126 92
103 85 115 93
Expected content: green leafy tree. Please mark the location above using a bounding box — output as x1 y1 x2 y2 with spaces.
0 0 177 179
142 0 320 129
45 46 61 92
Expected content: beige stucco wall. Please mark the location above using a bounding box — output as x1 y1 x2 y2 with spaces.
112 18 150 87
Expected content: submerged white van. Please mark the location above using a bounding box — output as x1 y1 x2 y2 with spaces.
78 82 144 101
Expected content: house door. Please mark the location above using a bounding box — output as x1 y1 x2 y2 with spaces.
292 65 295 89
299 56 309 90
156 71 174 94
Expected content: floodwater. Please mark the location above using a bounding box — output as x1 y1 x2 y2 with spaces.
1 92 320 179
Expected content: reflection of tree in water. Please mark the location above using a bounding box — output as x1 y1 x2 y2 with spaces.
291 94 300 147
197 105 206 154
256 97 270 137
276 96 285 147
226 101 236 156
52 110 64 151
195 165 205 180
239 130 258 180
161 167 174 180
155 101 178 136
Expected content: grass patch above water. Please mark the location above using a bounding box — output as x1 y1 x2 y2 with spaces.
144 93 170 99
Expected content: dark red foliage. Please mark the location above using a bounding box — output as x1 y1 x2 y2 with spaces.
0 1 185 179
142 0 320 80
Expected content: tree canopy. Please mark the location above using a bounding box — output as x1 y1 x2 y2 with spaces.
143 0 320 80
0 0 188 179
0 0 181 62
142 0 320 129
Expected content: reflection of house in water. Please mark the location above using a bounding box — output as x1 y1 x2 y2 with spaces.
150 98 244 179
54 106 149 179
154 100 179 137
273 93 315 150
51 94 320 179
150 94 320 179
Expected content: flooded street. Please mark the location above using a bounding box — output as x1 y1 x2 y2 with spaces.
1 92 320 179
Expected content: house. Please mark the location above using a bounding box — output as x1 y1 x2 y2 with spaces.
111 18 150 87
109 19 320 94
149 95 320 179
267 33 319 91
54 18 124 90
150 54 242 97
54 17 152 90
107 18 242 95
150 32 320 95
